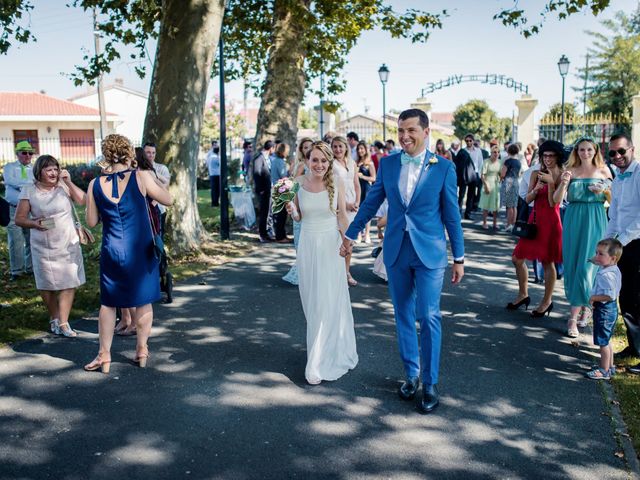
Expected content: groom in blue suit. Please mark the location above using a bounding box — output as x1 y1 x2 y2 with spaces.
341 109 464 413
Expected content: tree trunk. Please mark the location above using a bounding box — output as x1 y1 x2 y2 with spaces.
253 0 310 154
143 0 226 254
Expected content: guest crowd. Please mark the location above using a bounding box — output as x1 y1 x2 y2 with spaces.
2 126 639 380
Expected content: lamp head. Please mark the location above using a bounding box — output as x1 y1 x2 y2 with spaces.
378 64 390 84
557 55 570 77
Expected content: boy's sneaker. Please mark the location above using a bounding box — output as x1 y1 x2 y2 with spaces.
589 365 616 376
628 363 640 375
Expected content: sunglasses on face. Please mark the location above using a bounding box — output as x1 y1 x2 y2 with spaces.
19 151 34 156
542 153 557 158
608 147 629 158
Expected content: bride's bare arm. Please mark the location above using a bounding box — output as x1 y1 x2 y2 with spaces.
337 183 350 233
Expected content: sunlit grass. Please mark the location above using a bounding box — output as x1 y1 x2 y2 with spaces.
610 317 640 457
0 189 253 344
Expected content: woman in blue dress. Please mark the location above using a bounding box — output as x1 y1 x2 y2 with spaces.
84 134 172 373
553 137 611 337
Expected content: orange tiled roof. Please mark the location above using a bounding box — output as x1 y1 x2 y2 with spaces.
0 92 103 116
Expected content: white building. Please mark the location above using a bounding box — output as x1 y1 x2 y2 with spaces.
0 91 119 165
69 79 148 144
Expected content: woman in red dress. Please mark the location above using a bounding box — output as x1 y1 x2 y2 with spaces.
507 140 565 317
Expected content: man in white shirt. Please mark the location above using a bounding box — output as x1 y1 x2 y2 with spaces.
458 134 483 218
347 132 359 160
205 141 221 207
4 141 35 280
143 142 171 236
603 133 640 369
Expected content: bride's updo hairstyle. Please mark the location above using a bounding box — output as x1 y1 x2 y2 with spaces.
100 134 137 170
309 141 336 214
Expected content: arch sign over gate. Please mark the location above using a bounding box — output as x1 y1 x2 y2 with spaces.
421 74 529 97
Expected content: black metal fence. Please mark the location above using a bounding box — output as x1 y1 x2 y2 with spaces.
0 137 144 167
538 114 629 147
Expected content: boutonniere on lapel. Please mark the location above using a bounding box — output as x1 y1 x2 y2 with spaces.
428 157 438 165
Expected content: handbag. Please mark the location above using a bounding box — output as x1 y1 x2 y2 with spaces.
70 199 95 245
512 205 537 239
145 197 164 260
0 196 9 227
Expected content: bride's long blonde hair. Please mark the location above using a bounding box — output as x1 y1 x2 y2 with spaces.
309 141 336 214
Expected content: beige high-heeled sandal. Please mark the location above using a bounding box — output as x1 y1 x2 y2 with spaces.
134 346 149 368
84 354 111 374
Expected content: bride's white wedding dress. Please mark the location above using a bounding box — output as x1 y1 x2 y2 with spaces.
296 187 358 384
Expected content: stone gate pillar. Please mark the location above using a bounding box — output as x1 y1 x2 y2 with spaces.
411 97 432 147
515 94 538 147
632 94 640 148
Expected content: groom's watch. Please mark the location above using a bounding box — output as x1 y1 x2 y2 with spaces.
453 258 464 265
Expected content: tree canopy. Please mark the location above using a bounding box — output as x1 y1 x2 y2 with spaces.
452 100 512 143
574 5 640 122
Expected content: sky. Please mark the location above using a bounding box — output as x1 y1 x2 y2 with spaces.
0 0 633 122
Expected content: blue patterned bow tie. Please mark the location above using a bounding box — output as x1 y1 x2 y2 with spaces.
617 171 633 180
105 171 127 198
401 152 423 166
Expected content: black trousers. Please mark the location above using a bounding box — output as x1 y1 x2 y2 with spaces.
273 208 288 240
257 191 271 238
619 239 640 353
210 175 220 206
457 180 477 214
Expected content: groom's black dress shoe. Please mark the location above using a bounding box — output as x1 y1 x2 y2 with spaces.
417 384 439 414
398 376 419 400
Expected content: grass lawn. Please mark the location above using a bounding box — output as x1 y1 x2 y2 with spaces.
0 189 254 345
610 321 640 458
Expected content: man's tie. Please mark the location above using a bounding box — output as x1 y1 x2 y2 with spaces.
105 171 127 198
20 164 27 179
617 171 633 180
401 152 422 166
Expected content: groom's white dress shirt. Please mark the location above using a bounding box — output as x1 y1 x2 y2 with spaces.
398 150 426 205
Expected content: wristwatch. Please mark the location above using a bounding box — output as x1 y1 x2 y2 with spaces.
453 259 464 265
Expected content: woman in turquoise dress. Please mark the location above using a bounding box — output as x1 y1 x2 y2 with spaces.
479 145 501 229
553 137 611 337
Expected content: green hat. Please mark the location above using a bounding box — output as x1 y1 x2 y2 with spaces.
15 141 35 153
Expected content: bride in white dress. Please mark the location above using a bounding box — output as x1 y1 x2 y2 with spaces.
286 142 358 385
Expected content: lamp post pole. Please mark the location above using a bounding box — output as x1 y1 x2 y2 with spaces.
557 55 570 144
219 35 230 240
378 64 389 141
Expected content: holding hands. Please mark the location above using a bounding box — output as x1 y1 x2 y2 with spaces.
339 237 353 258
345 202 359 213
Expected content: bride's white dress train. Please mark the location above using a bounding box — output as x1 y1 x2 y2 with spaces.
296 187 358 384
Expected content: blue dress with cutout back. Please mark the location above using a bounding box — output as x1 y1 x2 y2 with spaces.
93 170 161 307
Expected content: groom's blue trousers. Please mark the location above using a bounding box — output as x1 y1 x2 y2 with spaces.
386 232 445 386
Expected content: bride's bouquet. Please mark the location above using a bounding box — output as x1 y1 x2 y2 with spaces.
271 177 299 213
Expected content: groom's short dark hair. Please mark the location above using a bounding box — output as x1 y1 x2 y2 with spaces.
398 109 429 128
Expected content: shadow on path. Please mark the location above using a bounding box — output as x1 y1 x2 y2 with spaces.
0 223 631 479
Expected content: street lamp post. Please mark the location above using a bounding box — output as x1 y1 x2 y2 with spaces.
378 64 389 141
219 36 230 240
557 54 570 144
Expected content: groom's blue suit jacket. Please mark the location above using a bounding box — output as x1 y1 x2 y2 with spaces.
345 150 464 269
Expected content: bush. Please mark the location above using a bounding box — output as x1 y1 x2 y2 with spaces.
64 165 102 191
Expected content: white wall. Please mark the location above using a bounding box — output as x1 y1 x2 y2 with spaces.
0 120 117 165
72 88 148 143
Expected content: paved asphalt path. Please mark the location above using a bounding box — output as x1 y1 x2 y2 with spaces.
1 219 637 479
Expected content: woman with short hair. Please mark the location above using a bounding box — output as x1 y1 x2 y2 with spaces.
14 155 86 337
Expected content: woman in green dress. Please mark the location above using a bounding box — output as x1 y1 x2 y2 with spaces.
479 145 501 229
553 137 612 337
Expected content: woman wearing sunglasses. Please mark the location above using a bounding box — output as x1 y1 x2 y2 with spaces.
553 137 612 337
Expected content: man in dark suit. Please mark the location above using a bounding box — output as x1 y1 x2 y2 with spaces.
253 140 275 242
453 144 475 219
